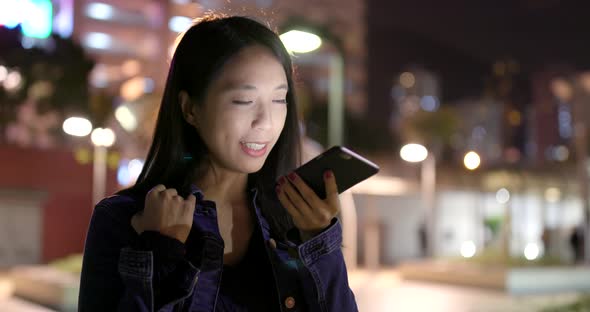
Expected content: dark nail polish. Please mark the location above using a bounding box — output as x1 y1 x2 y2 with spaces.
279 176 286 185
324 171 333 179
288 172 297 181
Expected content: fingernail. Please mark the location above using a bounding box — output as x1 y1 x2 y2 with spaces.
275 185 281 194
279 176 286 185
324 171 333 179
288 172 297 181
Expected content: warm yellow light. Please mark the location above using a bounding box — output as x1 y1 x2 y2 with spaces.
115 105 137 131
279 30 322 53
74 148 91 165
545 187 561 203
400 143 428 163
121 59 141 77
464 151 481 170
508 110 522 126
399 72 415 88
63 117 93 137
91 128 116 147
550 78 573 102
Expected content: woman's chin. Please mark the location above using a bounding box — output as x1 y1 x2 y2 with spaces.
242 160 266 174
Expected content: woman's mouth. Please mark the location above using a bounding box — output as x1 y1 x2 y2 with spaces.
240 141 268 157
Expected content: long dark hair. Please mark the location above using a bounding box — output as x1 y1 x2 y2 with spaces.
120 15 301 238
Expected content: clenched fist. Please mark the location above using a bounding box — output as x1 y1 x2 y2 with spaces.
131 185 196 243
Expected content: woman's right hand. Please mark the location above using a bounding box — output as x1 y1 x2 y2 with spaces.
131 185 196 243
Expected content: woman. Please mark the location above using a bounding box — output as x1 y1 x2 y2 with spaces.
78 14 358 312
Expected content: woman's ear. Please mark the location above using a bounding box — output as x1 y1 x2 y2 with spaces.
179 91 199 128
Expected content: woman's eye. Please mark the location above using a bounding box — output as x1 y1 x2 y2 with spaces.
232 100 253 105
273 99 287 104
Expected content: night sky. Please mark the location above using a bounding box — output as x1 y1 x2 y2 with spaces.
367 0 590 120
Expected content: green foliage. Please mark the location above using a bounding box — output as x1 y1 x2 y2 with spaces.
0 27 94 119
484 216 503 236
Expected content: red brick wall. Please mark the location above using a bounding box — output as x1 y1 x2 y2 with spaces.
0 145 118 262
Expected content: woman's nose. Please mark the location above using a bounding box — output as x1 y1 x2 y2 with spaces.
253 103 273 130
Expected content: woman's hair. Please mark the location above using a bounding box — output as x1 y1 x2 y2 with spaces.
120 15 301 238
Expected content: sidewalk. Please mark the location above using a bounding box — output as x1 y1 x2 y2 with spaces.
349 269 580 312
0 267 582 312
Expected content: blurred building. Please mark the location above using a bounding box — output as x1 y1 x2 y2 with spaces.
73 0 199 93
529 67 575 165
451 97 504 165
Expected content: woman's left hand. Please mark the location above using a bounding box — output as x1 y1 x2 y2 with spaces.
276 170 340 242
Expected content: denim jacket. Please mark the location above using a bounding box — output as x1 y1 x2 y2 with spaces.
78 186 358 312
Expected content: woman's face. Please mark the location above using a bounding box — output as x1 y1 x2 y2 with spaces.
193 45 289 174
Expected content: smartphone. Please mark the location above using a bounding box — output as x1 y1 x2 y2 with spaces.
293 146 380 199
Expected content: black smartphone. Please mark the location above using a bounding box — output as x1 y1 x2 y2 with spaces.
293 146 380 199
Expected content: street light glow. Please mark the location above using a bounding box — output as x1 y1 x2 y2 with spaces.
496 188 510 204
524 243 540 261
400 143 428 162
0 66 8 82
460 241 476 258
169 16 192 33
279 30 322 53
399 72 415 88
4 70 23 91
545 187 561 203
91 127 116 147
464 151 481 170
115 105 137 131
63 117 93 137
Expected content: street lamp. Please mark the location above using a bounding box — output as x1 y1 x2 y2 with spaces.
279 30 322 53
400 143 436 257
280 21 351 266
279 22 345 147
400 143 428 162
63 117 116 206
463 151 481 170
62 117 92 137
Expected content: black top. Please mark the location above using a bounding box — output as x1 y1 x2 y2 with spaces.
216 225 279 311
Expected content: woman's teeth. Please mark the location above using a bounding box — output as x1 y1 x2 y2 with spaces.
243 142 266 150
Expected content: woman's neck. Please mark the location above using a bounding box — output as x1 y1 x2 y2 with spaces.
193 165 249 206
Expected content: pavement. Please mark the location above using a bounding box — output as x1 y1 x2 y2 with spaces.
0 268 584 312
349 269 581 312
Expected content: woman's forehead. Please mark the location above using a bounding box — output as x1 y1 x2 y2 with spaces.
211 52 288 90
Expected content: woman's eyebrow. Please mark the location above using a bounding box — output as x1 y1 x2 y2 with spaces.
274 84 288 90
224 83 289 91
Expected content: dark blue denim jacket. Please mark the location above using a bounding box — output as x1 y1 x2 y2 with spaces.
78 186 358 311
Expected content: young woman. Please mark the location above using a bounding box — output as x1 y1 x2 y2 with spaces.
78 15 358 312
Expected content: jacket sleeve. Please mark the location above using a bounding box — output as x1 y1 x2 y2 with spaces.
78 201 200 312
289 218 359 312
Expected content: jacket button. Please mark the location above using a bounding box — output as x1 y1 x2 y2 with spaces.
284 296 295 309
268 238 277 249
